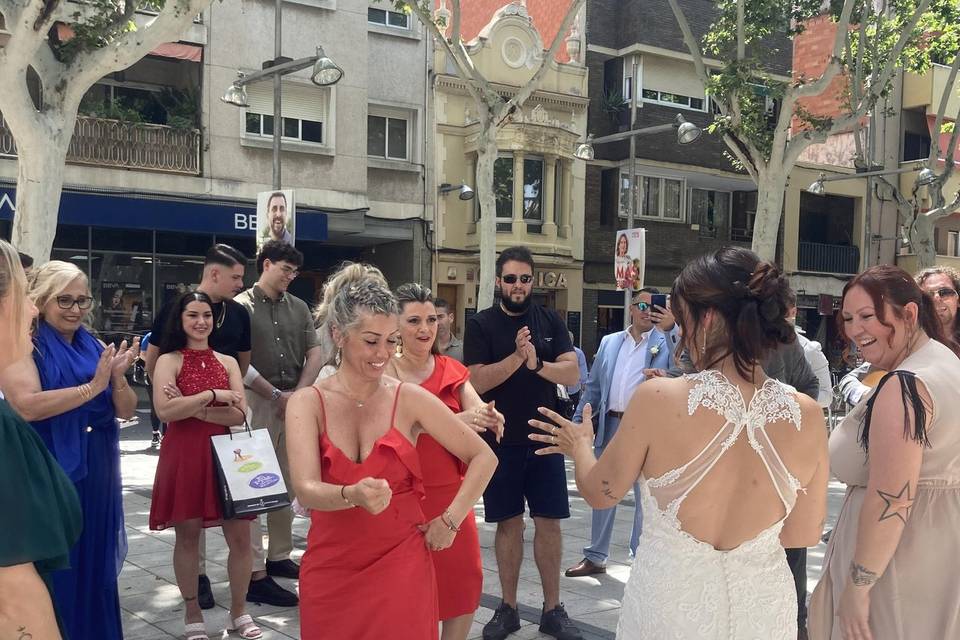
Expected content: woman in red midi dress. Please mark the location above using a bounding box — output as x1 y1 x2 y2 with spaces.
386 283 505 640
149 292 261 640
284 264 497 640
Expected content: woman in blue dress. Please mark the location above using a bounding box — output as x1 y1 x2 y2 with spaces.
2 260 138 640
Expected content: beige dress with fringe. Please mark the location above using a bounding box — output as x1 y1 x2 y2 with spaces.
808 339 960 639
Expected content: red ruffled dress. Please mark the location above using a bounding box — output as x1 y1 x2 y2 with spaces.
299 384 438 640
149 349 238 529
418 355 483 620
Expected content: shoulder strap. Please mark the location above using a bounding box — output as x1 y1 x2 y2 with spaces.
311 385 327 432
390 382 403 425
861 370 931 451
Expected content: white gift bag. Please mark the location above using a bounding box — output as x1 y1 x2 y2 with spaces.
211 422 291 518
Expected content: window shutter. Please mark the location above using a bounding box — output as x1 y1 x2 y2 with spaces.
246 83 328 122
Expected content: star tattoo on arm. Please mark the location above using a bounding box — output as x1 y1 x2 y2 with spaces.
877 482 914 525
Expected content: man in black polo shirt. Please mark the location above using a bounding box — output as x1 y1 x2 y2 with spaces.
464 246 583 640
145 242 251 609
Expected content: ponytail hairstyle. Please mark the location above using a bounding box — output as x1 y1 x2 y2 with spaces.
313 262 397 366
395 282 440 355
670 246 795 381
839 264 952 357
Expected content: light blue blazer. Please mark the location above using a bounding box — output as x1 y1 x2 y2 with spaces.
574 325 679 446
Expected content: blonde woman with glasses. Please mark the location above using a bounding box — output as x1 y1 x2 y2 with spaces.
1 261 138 640
0 243 82 639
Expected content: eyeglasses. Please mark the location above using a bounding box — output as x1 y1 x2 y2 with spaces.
279 265 299 279
929 287 958 299
633 301 651 311
56 295 94 310
501 274 533 285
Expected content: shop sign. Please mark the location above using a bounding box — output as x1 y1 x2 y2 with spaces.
536 271 567 289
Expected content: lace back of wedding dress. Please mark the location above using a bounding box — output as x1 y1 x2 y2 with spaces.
647 369 804 534
616 369 805 640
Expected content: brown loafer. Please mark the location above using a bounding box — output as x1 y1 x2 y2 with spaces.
564 558 606 577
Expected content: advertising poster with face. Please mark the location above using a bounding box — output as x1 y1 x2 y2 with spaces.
614 228 646 291
257 189 296 251
101 281 144 332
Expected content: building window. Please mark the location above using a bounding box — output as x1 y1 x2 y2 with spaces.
620 172 685 221
367 7 410 29
948 231 959 257
523 157 544 233
244 83 328 145
622 65 633 101
367 114 408 160
494 156 514 232
731 191 757 242
641 88 704 111
690 188 731 238
554 159 564 229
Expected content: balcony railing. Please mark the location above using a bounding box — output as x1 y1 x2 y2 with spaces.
798 241 860 275
0 114 201 176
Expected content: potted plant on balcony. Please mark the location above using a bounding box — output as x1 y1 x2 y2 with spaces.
600 88 629 129
159 87 200 131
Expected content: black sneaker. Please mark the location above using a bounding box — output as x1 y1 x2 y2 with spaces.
266 558 300 579
197 574 214 610
151 432 161 449
482 601 521 640
539 603 583 640
245 575 299 607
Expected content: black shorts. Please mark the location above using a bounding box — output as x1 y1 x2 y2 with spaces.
482 444 570 522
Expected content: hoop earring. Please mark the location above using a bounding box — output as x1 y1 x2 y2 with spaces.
334 346 342 368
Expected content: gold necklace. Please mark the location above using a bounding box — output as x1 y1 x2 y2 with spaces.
335 375 380 408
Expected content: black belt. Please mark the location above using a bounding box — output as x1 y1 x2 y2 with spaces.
607 410 624 420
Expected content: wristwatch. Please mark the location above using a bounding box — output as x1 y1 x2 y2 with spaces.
270 387 282 402
533 357 544 373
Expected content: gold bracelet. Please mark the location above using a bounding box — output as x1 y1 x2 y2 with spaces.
77 383 91 401
440 510 460 533
340 485 354 507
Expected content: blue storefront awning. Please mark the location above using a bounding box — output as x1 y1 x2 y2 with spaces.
0 187 328 241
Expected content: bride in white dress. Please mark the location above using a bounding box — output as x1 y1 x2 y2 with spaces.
530 247 829 639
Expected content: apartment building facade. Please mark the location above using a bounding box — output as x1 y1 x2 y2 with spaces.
0 0 432 334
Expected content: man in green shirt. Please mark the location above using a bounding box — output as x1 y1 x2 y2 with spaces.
236 240 323 606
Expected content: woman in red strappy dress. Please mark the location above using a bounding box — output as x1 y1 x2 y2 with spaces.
149 292 262 640
386 283 504 640
285 264 498 640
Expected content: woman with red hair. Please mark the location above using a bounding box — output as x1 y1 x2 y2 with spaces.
810 265 960 640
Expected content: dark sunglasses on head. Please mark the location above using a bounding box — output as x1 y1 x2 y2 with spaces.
502 274 533 284
56 295 94 310
930 287 958 299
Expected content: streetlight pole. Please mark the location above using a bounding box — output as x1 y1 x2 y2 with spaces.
626 56 638 327
273 0 282 190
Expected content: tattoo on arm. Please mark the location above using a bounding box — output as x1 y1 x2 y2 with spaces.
850 562 879 587
601 479 615 500
877 482 913 525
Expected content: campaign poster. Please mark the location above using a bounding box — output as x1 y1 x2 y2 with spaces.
256 189 296 251
614 228 646 291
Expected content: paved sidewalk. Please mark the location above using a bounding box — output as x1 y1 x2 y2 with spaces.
118 409 845 639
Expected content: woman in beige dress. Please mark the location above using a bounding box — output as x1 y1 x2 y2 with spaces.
809 264 960 640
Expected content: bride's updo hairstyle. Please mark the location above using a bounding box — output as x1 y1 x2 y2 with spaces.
313 262 398 366
671 246 794 380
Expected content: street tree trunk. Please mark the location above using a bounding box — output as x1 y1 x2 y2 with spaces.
910 212 937 270
474 111 499 311
750 170 788 262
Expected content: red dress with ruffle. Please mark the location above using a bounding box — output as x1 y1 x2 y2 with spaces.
418 355 483 620
299 384 438 640
150 349 238 530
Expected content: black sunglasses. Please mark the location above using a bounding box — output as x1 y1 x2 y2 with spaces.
501 274 533 284
930 287 958 299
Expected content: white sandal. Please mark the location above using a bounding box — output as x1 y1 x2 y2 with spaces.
183 622 209 640
228 614 263 639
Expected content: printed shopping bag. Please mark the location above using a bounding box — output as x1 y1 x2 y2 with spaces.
211 422 291 518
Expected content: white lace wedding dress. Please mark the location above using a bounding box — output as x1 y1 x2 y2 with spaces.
617 370 803 640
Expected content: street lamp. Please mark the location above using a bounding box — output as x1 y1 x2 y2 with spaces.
806 166 923 195
574 114 702 160
438 183 475 201
220 0 344 191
